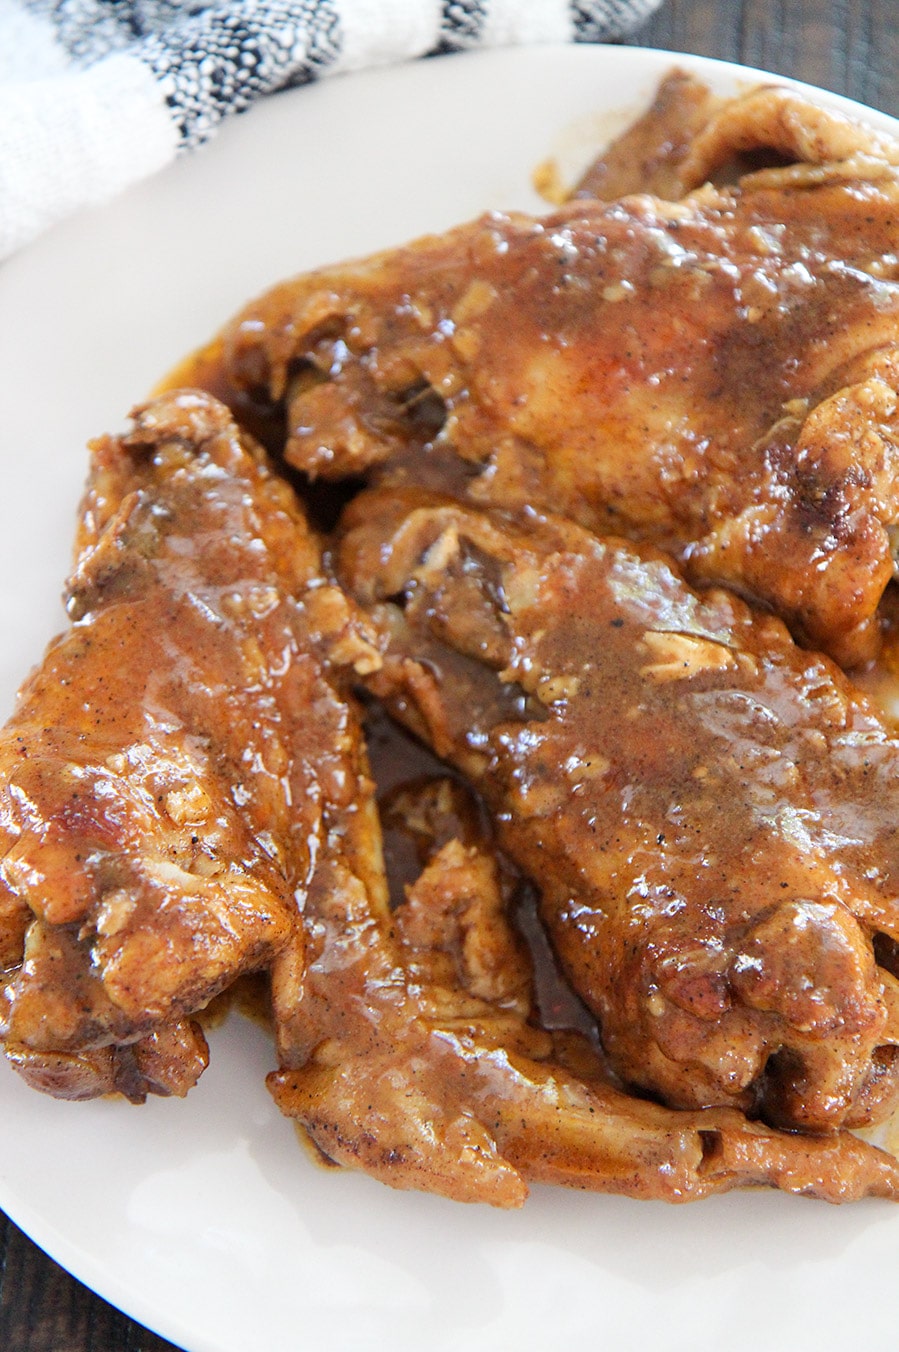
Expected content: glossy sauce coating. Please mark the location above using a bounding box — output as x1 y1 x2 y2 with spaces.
207 99 899 667
7 74 899 1207
339 488 899 1132
0 391 378 1100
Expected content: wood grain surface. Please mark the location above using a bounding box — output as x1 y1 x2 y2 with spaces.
2 3 896 1349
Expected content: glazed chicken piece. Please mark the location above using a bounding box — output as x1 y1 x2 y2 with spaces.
268 732 899 1204
203 88 899 666
3 402 896 1203
573 69 899 202
337 487 899 1136
0 390 380 1101
570 68 724 203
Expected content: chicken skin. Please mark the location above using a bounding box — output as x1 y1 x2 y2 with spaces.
203 92 899 667
2 411 896 1207
0 390 381 1101
7 73 899 1210
573 69 899 203
337 487 899 1134
268 727 899 1205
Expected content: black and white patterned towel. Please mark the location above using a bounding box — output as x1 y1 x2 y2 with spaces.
0 0 663 259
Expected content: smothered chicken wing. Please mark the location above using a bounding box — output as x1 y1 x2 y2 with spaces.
7 72 899 1209
337 488 899 1135
268 728 899 1204
0 390 380 1101
209 86 899 666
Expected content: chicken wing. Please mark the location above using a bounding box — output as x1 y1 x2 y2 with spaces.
337 487 899 1134
269 724 899 1204
0 390 381 1101
199 90 899 666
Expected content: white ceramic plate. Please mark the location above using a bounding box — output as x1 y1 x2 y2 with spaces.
2 43 899 1352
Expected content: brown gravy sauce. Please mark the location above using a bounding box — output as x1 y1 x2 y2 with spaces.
162 343 605 1050
162 340 899 1063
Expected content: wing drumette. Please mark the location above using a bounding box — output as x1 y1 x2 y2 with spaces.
336 487 899 1136
0 391 380 1101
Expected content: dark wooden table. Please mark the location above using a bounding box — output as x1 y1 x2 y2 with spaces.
2 3 896 1349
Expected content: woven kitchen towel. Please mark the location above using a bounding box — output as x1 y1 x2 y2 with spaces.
0 0 663 260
